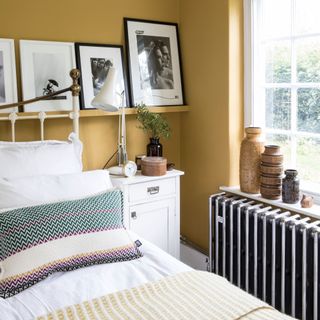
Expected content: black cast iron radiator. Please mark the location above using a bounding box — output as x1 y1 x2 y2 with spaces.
209 192 320 320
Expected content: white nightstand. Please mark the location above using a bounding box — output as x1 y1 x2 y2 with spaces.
111 170 184 259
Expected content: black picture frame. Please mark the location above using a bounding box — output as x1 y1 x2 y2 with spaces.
75 43 129 110
124 18 185 107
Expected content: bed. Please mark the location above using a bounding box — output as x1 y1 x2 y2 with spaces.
0 74 295 320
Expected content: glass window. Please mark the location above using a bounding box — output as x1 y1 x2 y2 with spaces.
251 0 320 186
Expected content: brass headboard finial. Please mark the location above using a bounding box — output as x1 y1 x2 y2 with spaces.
70 69 81 97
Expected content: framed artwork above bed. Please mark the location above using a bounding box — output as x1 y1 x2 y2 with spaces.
124 18 185 107
19 40 77 112
75 43 129 110
0 38 18 113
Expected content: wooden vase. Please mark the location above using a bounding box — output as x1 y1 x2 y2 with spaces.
240 127 264 193
260 145 283 200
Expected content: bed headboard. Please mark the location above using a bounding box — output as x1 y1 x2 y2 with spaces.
0 69 80 142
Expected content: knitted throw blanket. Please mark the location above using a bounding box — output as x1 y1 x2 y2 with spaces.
37 270 294 320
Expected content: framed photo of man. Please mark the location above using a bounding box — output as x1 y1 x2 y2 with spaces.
20 40 76 112
124 18 184 106
75 43 129 110
0 39 18 113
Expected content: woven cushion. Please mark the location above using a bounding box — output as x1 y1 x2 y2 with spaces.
0 189 141 298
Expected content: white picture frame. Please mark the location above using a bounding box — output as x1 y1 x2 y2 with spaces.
75 43 129 110
0 39 18 113
124 18 185 107
20 40 76 112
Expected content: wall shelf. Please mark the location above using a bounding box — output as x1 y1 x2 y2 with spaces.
79 106 190 117
4 106 190 119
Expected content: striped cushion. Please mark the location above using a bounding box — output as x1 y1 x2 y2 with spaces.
0 189 141 298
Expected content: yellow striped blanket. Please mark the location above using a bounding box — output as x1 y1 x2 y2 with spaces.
37 271 295 320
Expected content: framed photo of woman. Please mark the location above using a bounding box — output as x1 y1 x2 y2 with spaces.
124 18 184 107
75 43 129 110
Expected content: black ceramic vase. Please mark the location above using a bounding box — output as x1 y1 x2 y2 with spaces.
282 169 300 204
147 137 163 157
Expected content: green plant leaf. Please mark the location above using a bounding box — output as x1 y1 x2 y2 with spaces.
136 103 171 139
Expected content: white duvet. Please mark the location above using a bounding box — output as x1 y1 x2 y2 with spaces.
0 235 191 320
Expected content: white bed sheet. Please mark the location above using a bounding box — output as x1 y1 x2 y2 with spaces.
0 234 191 320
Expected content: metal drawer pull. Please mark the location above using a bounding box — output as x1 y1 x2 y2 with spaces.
131 211 137 219
147 186 160 195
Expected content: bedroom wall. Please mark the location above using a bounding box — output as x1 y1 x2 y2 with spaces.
179 0 243 250
0 0 244 252
0 0 181 170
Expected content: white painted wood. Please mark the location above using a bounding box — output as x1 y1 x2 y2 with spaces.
130 198 175 255
111 170 183 259
128 178 176 203
243 0 254 128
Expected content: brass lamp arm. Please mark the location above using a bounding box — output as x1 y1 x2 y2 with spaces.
0 69 81 111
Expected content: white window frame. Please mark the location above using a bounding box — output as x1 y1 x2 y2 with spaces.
243 0 320 203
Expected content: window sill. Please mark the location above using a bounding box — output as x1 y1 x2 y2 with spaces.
220 186 320 220
300 181 320 204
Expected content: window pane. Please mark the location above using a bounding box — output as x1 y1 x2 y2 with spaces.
265 88 291 130
297 136 320 184
297 37 320 82
266 133 291 168
262 0 291 39
297 88 320 133
265 42 291 83
295 0 320 35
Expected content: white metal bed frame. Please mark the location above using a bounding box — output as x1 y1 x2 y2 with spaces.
0 69 80 142
0 109 79 142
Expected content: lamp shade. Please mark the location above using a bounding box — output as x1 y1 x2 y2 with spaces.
91 67 119 112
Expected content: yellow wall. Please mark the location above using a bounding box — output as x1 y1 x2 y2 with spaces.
0 0 182 170
0 0 244 251
179 0 243 250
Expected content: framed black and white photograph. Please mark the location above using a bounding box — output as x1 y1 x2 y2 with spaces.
75 43 129 110
124 18 184 106
20 40 76 112
0 39 18 113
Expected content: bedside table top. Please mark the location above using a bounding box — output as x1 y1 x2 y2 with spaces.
110 169 184 185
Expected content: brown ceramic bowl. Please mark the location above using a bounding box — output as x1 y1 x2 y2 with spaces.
261 153 284 165
260 175 282 186
262 145 282 155
260 164 283 175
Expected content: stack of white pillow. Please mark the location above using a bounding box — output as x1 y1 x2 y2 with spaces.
0 133 113 210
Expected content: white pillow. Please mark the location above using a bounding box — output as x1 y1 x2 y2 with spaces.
0 133 82 179
0 170 113 209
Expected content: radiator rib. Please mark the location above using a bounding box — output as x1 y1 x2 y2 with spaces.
209 192 320 320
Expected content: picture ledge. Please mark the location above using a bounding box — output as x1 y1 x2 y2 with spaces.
1 106 190 118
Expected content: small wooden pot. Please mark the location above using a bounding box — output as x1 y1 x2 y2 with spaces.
261 153 284 165
260 174 282 186
260 164 283 175
260 184 281 200
141 157 167 176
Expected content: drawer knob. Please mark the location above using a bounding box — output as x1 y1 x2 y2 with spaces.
147 186 160 195
131 211 137 219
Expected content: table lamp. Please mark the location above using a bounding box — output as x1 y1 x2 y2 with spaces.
91 67 137 177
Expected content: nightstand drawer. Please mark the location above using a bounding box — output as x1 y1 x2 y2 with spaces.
128 178 175 203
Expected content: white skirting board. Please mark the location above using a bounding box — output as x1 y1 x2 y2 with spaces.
180 241 208 271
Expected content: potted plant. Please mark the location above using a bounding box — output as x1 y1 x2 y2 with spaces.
136 104 171 156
